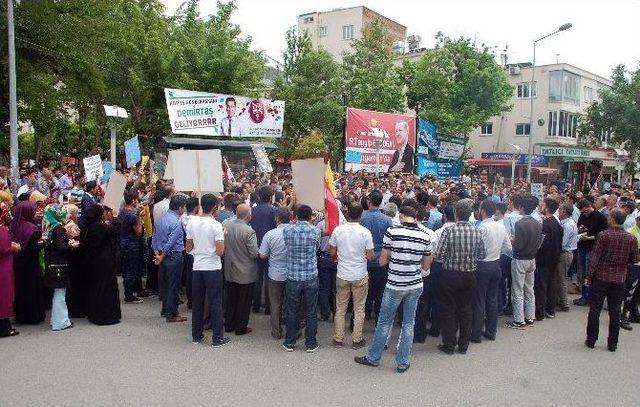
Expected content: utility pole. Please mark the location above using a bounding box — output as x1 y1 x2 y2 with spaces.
7 0 19 190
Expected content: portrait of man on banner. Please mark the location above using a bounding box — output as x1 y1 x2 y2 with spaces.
388 120 415 173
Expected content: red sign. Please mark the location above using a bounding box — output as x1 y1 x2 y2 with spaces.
345 108 416 173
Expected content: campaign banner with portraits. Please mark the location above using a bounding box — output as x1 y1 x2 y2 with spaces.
344 108 416 173
416 118 464 179
164 88 285 137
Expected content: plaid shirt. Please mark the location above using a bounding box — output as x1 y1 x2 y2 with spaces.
433 221 486 272
588 227 638 284
283 221 321 281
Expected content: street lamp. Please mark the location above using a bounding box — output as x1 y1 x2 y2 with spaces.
103 105 129 169
526 23 572 182
509 143 522 186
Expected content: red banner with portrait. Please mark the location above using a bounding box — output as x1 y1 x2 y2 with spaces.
345 108 416 173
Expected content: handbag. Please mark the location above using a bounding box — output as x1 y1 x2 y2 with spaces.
45 264 68 288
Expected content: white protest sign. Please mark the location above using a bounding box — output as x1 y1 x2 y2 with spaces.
83 155 103 182
531 183 543 200
291 158 325 211
167 149 223 193
251 144 273 173
103 171 127 214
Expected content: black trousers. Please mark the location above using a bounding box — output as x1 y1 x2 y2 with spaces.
438 270 476 350
427 262 443 335
586 278 625 346
252 259 270 310
365 262 387 322
534 264 558 319
192 270 224 342
414 276 430 342
145 238 158 293
224 282 254 335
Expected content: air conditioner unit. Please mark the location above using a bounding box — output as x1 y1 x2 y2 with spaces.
392 41 405 55
509 66 521 75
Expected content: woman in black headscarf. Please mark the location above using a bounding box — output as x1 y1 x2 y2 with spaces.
81 205 121 325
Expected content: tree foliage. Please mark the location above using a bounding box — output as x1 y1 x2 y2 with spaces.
0 0 265 162
402 33 513 137
343 19 404 112
272 28 344 161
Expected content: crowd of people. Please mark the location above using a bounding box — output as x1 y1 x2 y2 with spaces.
1 163 639 373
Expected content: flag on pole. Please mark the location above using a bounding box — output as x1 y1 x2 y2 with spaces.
222 156 235 183
324 162 339 236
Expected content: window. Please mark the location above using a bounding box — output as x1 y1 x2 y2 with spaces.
480 122 493 135
319 26 327 37
547 110 578 138
342 25 354 40
517 82 537 98
549 70 581 104
303 16 314 23
515 123 530 136
584 86 594 102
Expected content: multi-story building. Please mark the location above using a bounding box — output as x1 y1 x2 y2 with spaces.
467 62 627 183
297 6 407 62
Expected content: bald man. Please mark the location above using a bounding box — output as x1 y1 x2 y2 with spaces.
388 121 414 173
223 203 260 335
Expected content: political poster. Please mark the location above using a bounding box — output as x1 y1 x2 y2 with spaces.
481 152 548 166
291 158 325 210
531 183 544 200
251 144 273 173
344 108 416 173
100 161 113 185
417 118 465 161
83 155 103 182
164 88 285 137
417 157 461 179
124 135 142 168
416 119 464 179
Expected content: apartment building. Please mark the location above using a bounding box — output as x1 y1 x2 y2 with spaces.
297 6 407 62
467 62 627 181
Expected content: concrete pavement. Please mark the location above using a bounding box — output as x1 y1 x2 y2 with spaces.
1 287 639 406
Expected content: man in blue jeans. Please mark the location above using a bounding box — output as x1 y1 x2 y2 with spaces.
355 205 432 373
152 195 187 323
282 205 321 352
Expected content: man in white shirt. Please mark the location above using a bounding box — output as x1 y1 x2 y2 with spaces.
329 203 374 349
472 199 512 342
186 194 228 348
220 97 243 137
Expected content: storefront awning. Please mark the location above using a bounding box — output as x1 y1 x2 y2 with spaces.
532 167 559 175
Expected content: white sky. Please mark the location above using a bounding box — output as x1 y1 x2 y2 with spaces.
162 0 640 79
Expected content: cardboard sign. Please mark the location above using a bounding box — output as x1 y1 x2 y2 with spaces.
103 171 127 214
124 135 142 168
251 144 273 173
291 158 325 210
83 155 103 181
166 149 223 193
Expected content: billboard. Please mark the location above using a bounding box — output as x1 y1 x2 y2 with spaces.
164 88 285 137
345 108 416 172
416 118 464 179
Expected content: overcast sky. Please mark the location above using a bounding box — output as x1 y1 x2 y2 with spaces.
162 0 640 78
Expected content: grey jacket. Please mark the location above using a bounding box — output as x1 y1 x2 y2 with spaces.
223 219 259 284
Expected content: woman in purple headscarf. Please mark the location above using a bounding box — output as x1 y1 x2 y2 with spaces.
11 201 45 324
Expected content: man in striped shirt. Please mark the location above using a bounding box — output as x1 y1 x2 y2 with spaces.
354 205 432 373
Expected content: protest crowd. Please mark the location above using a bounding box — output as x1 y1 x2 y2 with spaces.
1 162 639 373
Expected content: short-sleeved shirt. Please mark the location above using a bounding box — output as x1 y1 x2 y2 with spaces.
259 224 288 281
186 216 224 271
382 223 432 291
360 209 393 253
329 222 374 281
119 207 139 249
282 221 321 281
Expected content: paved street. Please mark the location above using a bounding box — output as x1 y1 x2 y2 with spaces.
1 285 639 407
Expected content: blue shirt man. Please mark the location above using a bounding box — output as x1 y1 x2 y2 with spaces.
283 219 321 281
360 209 393 253
152 195 187 322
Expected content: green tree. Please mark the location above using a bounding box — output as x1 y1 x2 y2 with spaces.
403 33 513 136
272 28 344 161
342 19 404 112
291 129 327 160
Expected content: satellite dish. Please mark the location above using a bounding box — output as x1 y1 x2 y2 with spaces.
537 118 545 127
